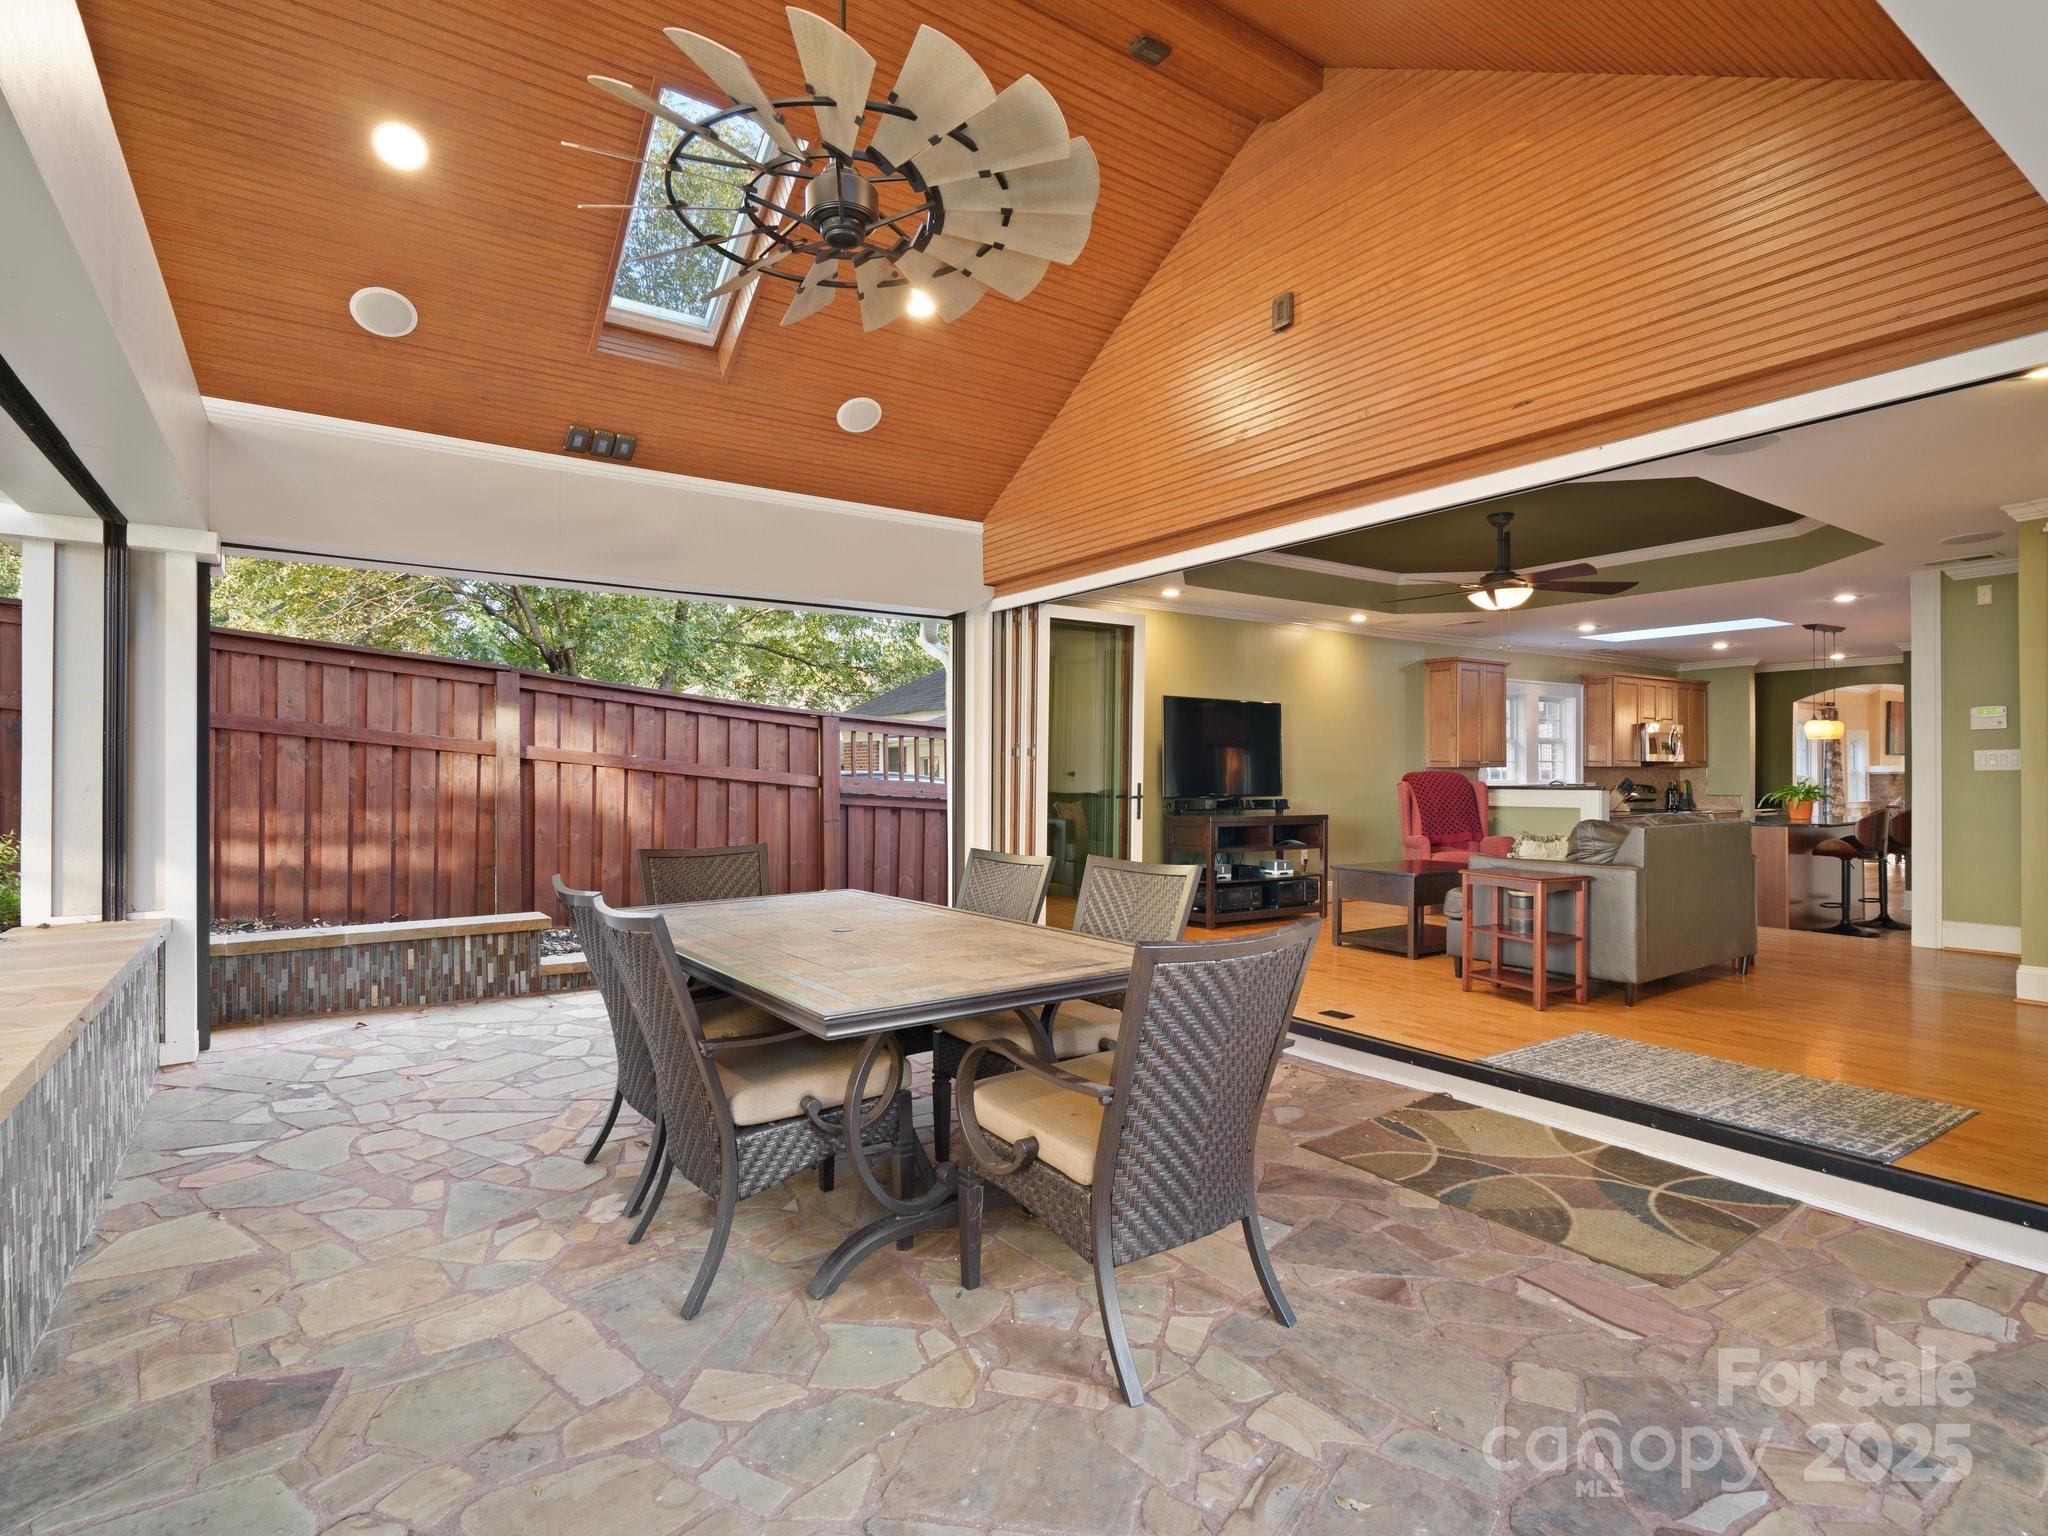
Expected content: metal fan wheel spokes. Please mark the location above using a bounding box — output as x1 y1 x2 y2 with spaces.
588 8 1098 330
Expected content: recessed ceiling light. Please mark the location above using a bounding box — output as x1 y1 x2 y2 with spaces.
2024 365 2048 380
371 121 428 171
348 286 418 337
906 289 937 319
1576 622 1599 633
1347 612 1366 623
836 396 882 433
1160 586 1181 599
1711 640 1730 651
1593 618 1789 643
1830 651 1846 661
1832 592 1858 604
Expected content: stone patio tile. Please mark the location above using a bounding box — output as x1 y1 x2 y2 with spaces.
209 1369 342 1457
897 1350 979 1408
811 1323 925 1389
72 1473 319 1536
510 1309 643 1404
457 1454 705 1536
70 1211 259 1281
365 1356 550 1456
731 1392 922 1486
1826 1228 1970 1297
0 1393 206 1530
678 1369 805 1423
414 1280 564 1353
881 1399 1150 1533
562 1385 671 1458
783 1452 876 1520
295 1257 451 1338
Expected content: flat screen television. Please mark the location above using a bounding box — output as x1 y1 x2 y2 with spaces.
1162 696 1283 800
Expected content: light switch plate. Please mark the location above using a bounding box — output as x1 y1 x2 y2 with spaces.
1978 584 1993 605
1974 748 2021 771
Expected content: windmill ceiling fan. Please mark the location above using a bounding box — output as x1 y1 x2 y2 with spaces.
583 4 1099 331
1383 511 1639 612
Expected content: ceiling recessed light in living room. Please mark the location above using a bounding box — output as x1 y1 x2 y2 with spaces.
370 121 428 171
1576 622 1598 633
1712 640 1730 650
348 286 418 337
2024 365 2048 380
1832 591 1858 604
1160 586 1181 598
1347 612 1366 623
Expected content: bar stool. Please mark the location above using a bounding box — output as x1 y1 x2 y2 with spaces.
1813 824 1882 939
1852 806 1909 931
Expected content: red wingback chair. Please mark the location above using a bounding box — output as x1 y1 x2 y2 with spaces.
1398 772 1514 865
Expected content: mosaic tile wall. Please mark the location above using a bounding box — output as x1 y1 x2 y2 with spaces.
0 937 163 1419
210 928 587 1026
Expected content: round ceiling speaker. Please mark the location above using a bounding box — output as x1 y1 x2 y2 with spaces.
349 286 418 338
1939 529 2004 546
836 396 883 434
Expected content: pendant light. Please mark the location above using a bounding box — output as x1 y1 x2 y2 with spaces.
1801 623 1846 740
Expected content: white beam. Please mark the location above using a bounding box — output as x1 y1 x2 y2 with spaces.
1908 567 1944 948
1881 1 2048 207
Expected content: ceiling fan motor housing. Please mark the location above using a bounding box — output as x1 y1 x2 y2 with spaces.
806 163 880 250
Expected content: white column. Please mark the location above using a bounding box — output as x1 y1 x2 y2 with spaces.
1907 567 1943 948
958 603 995 856
17 533 105 924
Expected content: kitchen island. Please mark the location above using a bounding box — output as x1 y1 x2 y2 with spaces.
1752 818 1866 929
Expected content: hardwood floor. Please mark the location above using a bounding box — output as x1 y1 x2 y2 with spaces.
1047 889 2045 1205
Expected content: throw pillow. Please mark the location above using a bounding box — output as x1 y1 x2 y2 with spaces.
1567 819 1628 865
1510 833 1570 861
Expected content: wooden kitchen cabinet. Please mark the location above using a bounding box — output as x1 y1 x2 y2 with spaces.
1424 657 1510 768
1582 673 1708 767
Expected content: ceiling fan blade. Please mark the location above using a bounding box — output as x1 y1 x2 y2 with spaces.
905 76 1070 183
587 76 771 174
868 25 994 170
786 7 874 158
930 137 1098 215
1526 562 1598 583
1532 579 1639 595
662 27 804 158
1379 586 1474 606
779 258 840 325
705 253 782 300
891 248 984 322
854 260 914 331
940 209 1091 264
924 235 1047 301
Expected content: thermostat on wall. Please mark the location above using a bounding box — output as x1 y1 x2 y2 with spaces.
1969 705 2008 731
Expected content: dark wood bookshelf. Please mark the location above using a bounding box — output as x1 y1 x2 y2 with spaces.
1164 811 1330 929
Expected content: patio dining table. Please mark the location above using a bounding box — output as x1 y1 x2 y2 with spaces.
650 887 1136 1297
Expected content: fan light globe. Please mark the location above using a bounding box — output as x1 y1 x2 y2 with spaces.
906 289 937 319
1468 582 1534 612
1804 716 1846 741
371 121 428 171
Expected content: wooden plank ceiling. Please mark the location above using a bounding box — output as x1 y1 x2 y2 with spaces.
981 68 2048 589
1209 0 1932 78
75 0 1313 522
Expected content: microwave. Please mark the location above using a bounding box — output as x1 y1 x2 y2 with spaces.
1633 720 1684 762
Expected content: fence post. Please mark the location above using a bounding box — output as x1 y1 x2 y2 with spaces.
493 668 526 914
819 714 842 890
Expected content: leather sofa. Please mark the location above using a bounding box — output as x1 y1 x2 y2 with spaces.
1443 818 1757 1004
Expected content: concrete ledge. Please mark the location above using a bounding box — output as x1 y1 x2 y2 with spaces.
210 911 554 957
540 953 591 979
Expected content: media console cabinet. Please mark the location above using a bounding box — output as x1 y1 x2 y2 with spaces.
1164 811 1331 929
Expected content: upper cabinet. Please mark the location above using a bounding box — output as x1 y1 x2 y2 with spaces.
1424 657 1509 768
1583 673 1708 767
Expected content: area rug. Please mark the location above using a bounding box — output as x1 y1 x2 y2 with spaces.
1302 1094 1797 1285
1480 1033 1976 1162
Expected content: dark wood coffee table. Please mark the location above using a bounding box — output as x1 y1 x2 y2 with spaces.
1331 860 1467 957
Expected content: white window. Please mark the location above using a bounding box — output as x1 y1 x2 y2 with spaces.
1483 681 1583 785
607 89 775 347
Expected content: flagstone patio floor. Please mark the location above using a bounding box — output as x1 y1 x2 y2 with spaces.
0 988 2043 1535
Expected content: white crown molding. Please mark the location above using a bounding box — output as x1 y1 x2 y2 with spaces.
2002 497 2048 523
1244 517 1825 586
1676 656 1761 670
200 398 980 537
1754 654 1905 674
1938 558 2018 578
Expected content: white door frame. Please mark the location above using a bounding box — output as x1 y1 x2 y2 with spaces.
1035 605 1147 879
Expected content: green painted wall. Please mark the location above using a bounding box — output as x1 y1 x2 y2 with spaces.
2018 530 2047 971
1754 661 1908 800
1940 573 2021 930
1690 665 1757 805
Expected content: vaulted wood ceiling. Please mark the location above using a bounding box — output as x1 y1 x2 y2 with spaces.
79 0 1993 555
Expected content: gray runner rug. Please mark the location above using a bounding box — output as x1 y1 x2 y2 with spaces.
1480 1032 1975 1163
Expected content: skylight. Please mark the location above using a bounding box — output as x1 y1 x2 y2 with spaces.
1592 618 1790 643
606 88 775 346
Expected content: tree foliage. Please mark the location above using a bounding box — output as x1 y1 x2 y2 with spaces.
0 541 19 600
210 556 942 713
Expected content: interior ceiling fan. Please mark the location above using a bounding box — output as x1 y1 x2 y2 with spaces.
582 4 1098 331
1383 510 1639 612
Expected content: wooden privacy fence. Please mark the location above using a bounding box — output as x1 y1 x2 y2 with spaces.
208 627 948 925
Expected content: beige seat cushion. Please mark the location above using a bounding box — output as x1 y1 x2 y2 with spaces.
699 996 780 1041
714 1036 895 1127
967 1050 1116 1185
939 998 1122 1060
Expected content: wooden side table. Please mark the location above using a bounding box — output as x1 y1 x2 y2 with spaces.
1459 869 1592 1010
1332 860 1465 957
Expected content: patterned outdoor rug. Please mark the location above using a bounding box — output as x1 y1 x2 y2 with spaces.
1303 1094 1797 1285
1480 1032 1977 1162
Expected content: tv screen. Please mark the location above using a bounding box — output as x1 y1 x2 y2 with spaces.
1162 696 1282 799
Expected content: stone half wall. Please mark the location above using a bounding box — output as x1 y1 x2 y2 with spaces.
0 933 164 1418
209 914 590 1027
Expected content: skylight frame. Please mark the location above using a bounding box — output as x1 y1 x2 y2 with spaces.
603 86 776 350
1590 618 1790 643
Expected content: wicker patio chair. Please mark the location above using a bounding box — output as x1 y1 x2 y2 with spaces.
930 857 1199 1162
596 899 904 1317
555 878 778 1242
638 843 770 905
954 919 1319 1406
955 847 1054 924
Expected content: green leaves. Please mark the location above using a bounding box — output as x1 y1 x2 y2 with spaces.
208 557 940 713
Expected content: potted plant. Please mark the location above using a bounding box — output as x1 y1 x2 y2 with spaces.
1758 781 1826 824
